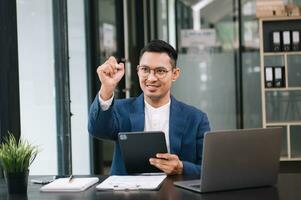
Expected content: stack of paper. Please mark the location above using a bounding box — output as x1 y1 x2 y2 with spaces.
96 175 167 190
40 177 99 192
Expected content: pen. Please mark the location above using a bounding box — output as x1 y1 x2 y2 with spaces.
68 175 74 183
53 175 69 179
31 179 53 184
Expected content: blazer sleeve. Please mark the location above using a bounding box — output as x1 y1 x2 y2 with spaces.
182 112 210 175
88 95 119 141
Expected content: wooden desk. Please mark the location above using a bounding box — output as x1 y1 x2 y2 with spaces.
0 173 301 200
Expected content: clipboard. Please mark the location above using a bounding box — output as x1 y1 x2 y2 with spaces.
118 131 167 174
40 177 99 192
96 175 167 191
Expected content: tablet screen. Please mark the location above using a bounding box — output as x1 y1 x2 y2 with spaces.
118 131 167 174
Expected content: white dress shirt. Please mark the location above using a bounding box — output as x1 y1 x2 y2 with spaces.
98 93 114 111
144 100 170 153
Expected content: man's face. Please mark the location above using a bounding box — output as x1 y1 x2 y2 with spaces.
138 52 180 103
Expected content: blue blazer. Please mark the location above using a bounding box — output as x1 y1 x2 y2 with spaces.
88 94 210 176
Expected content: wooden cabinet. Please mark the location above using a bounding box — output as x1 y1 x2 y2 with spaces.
259 17 301 161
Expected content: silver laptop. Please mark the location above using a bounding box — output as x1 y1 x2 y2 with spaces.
174 127 282 193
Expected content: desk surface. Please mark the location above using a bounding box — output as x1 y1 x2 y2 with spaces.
0 173 301 200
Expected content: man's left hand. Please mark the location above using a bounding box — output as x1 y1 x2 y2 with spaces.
149 153 183 175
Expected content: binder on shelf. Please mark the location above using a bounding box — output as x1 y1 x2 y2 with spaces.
272 31 281 51
282 31 291 51
265 67 273 88
274 66 285 88
292 30 300 51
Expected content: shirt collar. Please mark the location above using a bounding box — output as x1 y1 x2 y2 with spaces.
144 99 171 111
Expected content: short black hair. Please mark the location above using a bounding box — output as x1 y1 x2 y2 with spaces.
139 40 177 68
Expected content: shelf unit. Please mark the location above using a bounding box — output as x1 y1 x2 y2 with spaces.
259 17 301 161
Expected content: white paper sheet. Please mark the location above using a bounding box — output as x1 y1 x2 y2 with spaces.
96 175 167 190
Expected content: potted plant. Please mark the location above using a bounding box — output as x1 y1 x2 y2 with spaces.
0 132 39 194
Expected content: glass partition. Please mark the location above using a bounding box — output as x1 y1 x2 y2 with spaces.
287 55 301 87
172 0 238 130
241 0 262 128
97 0 118 174
268 126 288 158
291 125 301 158
67 0 90 175
266 91 301 122
17 0 57 175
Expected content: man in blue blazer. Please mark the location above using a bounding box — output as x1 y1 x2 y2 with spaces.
88 40 210 176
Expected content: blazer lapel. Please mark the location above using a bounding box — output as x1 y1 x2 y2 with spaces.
169 96 188 155
129 94 145 131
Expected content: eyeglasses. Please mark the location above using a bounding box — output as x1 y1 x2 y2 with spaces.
137 65 172 79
